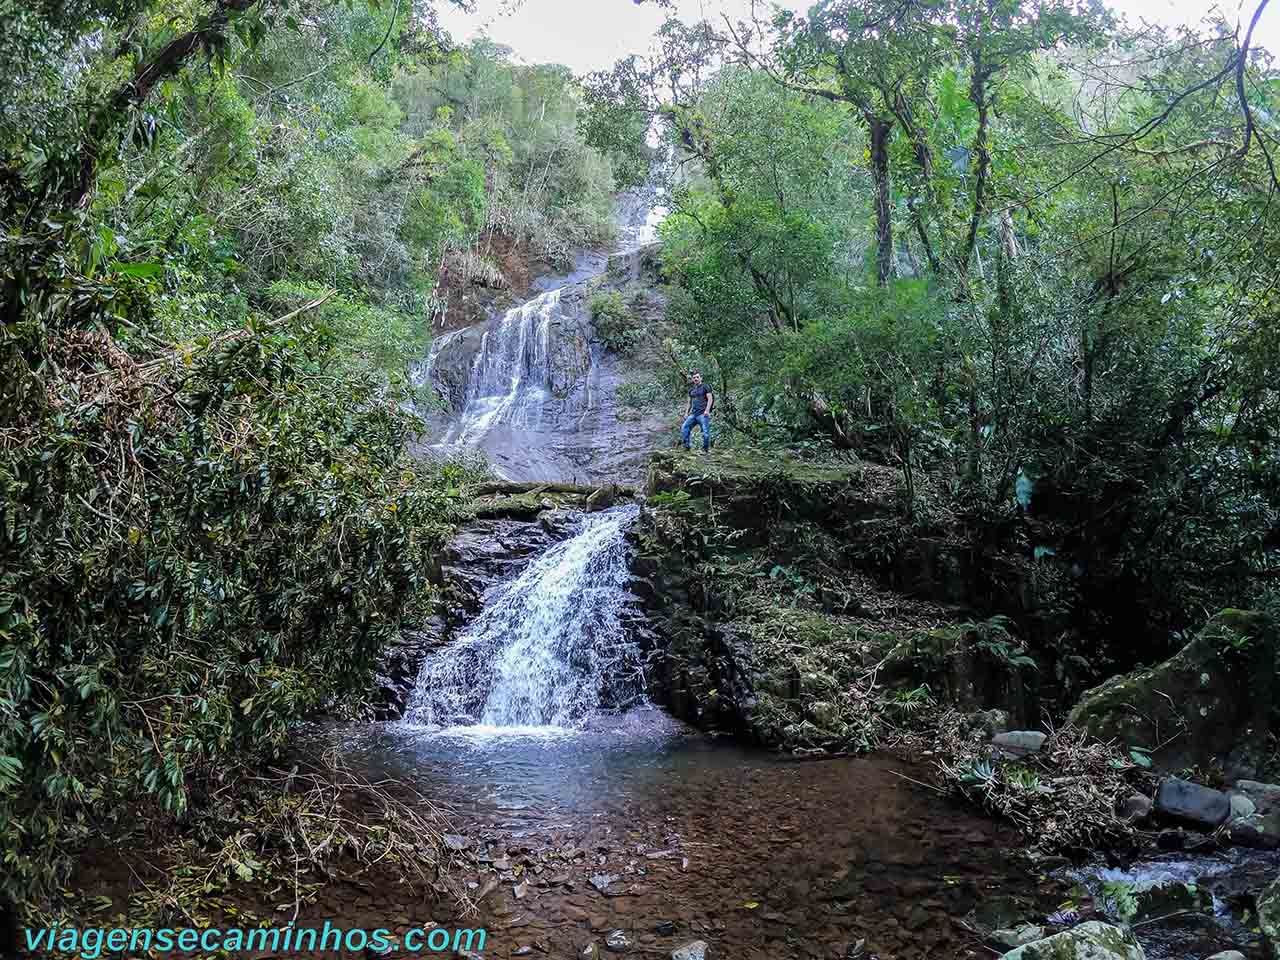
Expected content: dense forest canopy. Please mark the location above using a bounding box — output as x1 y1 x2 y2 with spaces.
0 0 624 914
1 0 1278 933
584 0 1280 665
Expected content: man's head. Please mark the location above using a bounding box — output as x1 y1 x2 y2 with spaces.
691 370 703 385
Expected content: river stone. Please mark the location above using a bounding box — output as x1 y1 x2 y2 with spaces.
605 930 632 952
991 924 1047 949
992 731 1047 758
1203 952 1246 960
1260 876 1280 959
1230 793 1258 819
672 942 708 960
1067 609 1275 774
443 833 473 851
1236 780 1280 813
1155 778 1230 828
590 873 621 893
998 921 1145 960
1229 811 1280 848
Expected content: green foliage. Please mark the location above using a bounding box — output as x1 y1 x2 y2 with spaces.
1099 881 1140 924
590 0 1280 662
590 290 642 354
0 226 462 906
617 377 666 409
962 616 1039 673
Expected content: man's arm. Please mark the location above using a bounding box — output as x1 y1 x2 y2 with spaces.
704 391 714 415
685 396 692 416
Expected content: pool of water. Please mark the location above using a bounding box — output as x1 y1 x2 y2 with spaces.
308 707 768 820
298 711 1067 960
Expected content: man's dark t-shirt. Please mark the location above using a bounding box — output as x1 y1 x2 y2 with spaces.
688 383 712 416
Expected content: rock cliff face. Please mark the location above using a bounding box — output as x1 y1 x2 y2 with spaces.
414 243 673 487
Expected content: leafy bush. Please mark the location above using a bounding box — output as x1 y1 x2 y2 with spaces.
0 228 459 907
590 291 642 354
617 377 667 409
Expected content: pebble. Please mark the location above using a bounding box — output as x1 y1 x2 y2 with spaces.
605 929 633 952
672 941 708 960
589 873 621 893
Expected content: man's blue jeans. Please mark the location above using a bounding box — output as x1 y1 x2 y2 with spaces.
681 414 712 451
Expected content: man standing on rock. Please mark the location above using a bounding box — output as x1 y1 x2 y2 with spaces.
680 370 714 453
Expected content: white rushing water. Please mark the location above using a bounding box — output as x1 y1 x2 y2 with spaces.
402 505 645 730
442 288 563 446
414 184 669 477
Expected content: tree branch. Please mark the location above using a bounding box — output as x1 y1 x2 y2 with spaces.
65 0 264 211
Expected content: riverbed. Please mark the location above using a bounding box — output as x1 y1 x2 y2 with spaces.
298 709 1061 960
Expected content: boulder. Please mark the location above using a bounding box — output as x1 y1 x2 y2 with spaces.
1236 780 1280 813
999 921 1145 960
1067 609 1276 774
992 730 1047 758
1230 812 1280 849
586 484 619 512
1260 876 1280 960
1154 778 1230 828
672 942 708 960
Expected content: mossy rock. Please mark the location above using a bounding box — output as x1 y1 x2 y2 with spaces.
1067 609 1277 775
1260 875 1280 960
999 921 1144 960
646 448 900 533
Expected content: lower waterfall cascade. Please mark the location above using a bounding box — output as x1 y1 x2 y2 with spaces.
401 504 645 730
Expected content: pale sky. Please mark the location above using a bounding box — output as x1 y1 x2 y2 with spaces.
436 0 1280 73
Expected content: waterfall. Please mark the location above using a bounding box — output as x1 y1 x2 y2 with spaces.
403 505 645 730
442 288 562 446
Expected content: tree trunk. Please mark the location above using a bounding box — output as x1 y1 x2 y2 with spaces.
958 59 993 274
868 116 894 286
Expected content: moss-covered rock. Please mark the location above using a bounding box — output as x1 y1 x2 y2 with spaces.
1067 609 1277 775
1259 875 1280 960
999 921 1145 960
633 448 1051 747
647 447 901 539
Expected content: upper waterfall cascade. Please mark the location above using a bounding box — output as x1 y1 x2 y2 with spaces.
413 185 668 482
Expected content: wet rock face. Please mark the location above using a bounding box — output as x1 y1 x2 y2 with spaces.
418 243 672 487
1067 609 1277 775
